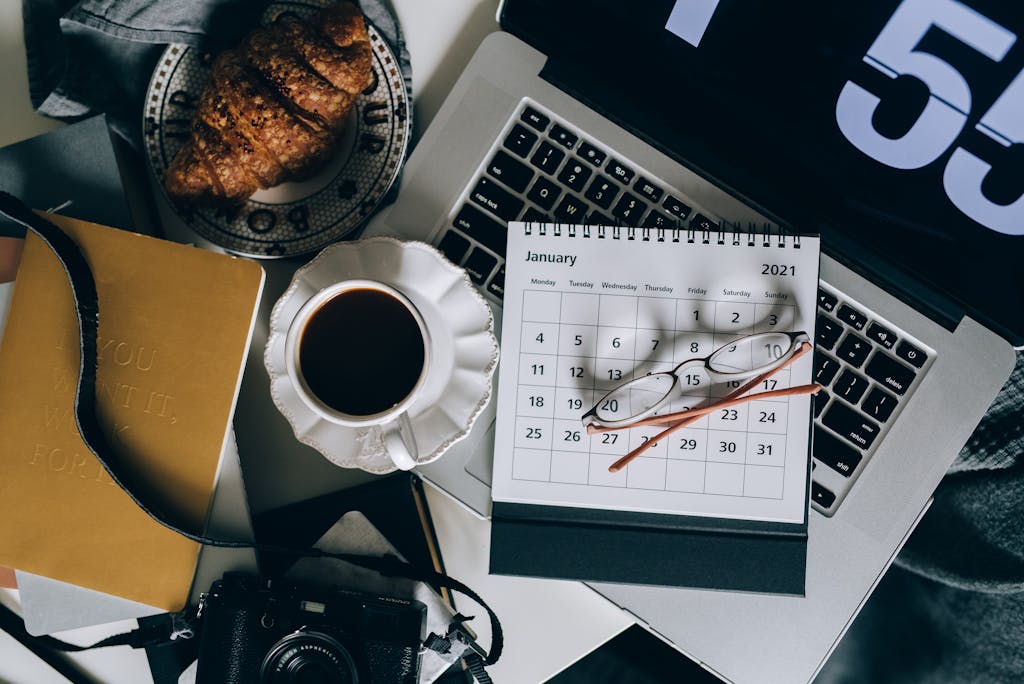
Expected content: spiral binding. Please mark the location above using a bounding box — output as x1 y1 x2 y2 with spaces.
521 221 803 248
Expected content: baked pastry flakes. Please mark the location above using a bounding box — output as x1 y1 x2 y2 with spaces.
165 2 373 206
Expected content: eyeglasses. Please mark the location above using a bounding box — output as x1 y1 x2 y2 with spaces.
581 331 821 472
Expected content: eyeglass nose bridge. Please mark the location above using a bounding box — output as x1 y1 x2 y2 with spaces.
667 358 710 398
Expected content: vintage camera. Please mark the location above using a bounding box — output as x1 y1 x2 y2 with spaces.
194 574 426 684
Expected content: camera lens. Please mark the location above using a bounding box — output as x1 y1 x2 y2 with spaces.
260 629 358 684
293 662 332 684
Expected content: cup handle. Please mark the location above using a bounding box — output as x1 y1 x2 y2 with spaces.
382 412 419 470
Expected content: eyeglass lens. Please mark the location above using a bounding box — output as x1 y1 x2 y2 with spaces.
706 332 794 374
592 373 675 422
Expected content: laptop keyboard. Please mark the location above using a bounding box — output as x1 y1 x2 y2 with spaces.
810 285 933 515
434 101 719 302
433 99 935 515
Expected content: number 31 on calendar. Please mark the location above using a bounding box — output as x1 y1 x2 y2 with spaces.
834 0 1024 236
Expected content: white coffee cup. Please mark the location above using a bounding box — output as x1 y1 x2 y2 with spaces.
283 279 430 470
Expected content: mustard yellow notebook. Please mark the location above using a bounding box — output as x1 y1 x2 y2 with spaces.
0 214 264 611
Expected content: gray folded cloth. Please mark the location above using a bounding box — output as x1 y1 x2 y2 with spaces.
22 0 413 151
817 351 1024 684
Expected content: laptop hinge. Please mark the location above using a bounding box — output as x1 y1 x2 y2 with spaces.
819 231 962 333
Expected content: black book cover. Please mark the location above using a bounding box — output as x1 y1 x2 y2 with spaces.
252 472 452 606
141 617 199 684
0 114 152 236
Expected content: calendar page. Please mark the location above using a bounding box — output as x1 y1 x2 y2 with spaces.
491 223 821 524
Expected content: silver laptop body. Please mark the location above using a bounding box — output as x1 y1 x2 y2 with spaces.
363 14 1017 684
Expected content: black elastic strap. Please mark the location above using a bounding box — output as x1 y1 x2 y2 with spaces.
0 192 502 667
465 653 493 684
0 602 97 684
38 620 181 652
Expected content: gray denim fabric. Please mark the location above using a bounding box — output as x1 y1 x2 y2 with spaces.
817 351 1024 684
22 0 413 151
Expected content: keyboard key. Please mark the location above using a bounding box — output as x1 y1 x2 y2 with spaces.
822 402 880 450
549 123 578 150
863 386 898 423
895 340 927 368
691 213 719 231
527 176 561 210
811 481 837 508
836 304 868 330
833 369 869 405
554 194 588 223
813 391 829 418
836 332 871 367
606 159 635 185
521 206 550 223
578 141 606 167
813 353 841 385
611 192 647 224
866 322 896 349
584 176 620 209
557 159 592 193
487 150 534 193
453 204 507 255
463 247 497 286
437 229 470 264
813 426 863 478
487 265 505 299
815 314 843 350
588 210 614 226
642 210 671 228
503 123 537 158
662 195 691 220
520 106 549 131
818 289 838 313
470 177 524 222
633 177 664 202
865 352 915 395
530 141 565 175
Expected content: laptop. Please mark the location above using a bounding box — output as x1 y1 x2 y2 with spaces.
362 1 1022 682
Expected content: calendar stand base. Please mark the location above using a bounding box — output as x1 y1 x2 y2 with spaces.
489 502 807 595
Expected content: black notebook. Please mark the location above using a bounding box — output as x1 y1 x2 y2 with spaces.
253 472 452 605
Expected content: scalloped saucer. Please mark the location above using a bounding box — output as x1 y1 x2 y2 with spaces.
265 237 499 473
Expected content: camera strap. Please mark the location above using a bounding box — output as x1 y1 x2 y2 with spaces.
0 192 503 673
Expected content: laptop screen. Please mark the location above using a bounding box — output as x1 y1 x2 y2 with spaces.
503 0 1024 344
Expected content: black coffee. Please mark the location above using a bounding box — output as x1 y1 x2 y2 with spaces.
299 288 425 416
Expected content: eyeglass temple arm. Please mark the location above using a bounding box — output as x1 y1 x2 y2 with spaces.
605 383 820 472
604 342 816 472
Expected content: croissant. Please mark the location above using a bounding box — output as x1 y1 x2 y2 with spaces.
164 2 374 206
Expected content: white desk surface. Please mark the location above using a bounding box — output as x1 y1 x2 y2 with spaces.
0 0 632 682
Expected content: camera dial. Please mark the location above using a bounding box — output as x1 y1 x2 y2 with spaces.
260 629 359 684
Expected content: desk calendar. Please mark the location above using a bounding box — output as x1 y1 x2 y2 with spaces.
491 222 821 525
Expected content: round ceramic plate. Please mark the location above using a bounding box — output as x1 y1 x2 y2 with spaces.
142 0 411 258
265 238 499 473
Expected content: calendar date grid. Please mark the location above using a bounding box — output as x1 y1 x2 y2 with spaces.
510 289 799 500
